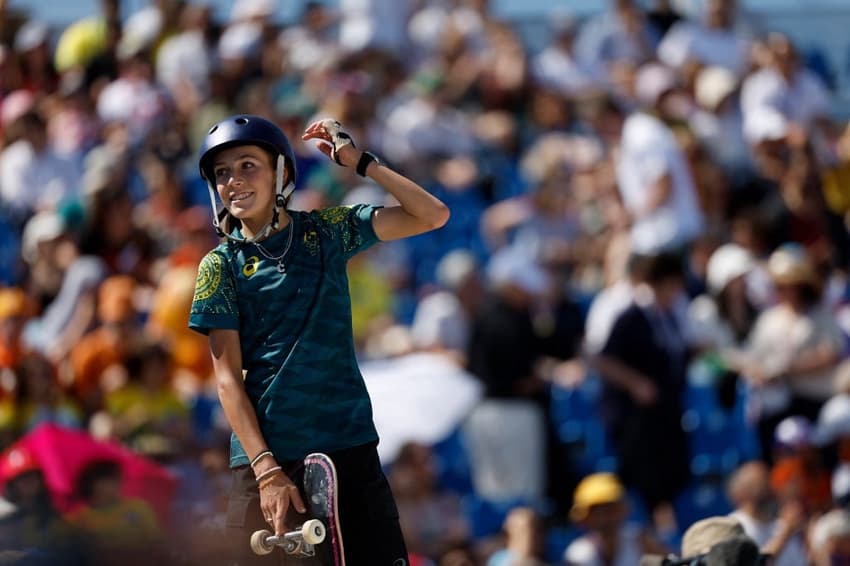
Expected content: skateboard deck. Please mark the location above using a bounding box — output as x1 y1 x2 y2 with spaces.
250 453 345 565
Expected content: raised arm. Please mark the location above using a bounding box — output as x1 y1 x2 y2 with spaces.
302 119 450 241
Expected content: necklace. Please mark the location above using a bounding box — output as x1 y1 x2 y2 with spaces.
253 219 294 273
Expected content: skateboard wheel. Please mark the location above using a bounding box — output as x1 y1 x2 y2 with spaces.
301 519 326 545
250 529 274 555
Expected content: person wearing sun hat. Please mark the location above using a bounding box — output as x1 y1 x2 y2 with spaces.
565 472 667 565
688 243 758 352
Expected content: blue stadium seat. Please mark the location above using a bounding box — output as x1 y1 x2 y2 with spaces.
431 427 476 496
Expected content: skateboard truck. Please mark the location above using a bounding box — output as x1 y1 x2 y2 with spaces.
250 519 327 556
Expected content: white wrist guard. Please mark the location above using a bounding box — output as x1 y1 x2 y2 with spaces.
320 118 356 166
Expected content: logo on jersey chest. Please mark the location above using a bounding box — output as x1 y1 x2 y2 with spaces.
242 256 260 278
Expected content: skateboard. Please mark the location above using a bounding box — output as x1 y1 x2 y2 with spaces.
250 453 345 565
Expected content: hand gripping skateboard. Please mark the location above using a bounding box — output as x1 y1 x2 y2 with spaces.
250 453 345 565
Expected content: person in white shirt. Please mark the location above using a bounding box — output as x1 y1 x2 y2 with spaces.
0 111 82 216
657 0 751 77
575 0 659 72
616 63 705 254
532 15 605 99
741 33 832 130
727 461 808 566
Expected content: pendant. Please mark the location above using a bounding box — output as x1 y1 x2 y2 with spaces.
276 262 286 274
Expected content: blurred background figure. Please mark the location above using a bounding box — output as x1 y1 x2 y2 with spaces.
0 445 85 565
487 506 548 566
594 253 691 533
727 460 807 565
809 509 850 566
0 0 849 563
565 472 667 565
68 458 162 566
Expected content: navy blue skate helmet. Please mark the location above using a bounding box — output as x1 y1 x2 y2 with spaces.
198 115 297 242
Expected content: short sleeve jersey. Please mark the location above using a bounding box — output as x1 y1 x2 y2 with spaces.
189 204 382 466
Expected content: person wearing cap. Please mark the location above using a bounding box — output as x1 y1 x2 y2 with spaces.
189 115 448 565
565 472 667 566
688 243 758 353
594 252 692 532
734 244 843 460
679 515 760 563
15 20 59 94
688 65 750 177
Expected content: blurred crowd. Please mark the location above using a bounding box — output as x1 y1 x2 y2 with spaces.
1 0 850 564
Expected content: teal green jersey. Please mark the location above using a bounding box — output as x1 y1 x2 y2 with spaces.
189 204 382 467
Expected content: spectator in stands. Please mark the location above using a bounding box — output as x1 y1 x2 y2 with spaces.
657 0 752 77
736 245 843 459
410 249 483 362
770 416 833 516
0 446 85 565
0 109 82 217
616 62 705 254
727 460 807 565
390 442 469 561
104 341 189 456
487 506 548 566
678 515 760 564
68 459 162 566
565 472 668 565
688 242 758 408
10 351 82 434
532 14 604 99
575 0 659 72
466 247 583 512
809 509 850 566
0 288 31 370
69 275 142 415
594 252 691 533
742 32 832 130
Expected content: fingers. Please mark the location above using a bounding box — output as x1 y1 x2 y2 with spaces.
290 487 307 514
273 504 287 536
316 142 333 158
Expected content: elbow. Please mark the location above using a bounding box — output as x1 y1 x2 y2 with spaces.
429 202 451 230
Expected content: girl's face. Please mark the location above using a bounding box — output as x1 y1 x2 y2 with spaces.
212 145 278 233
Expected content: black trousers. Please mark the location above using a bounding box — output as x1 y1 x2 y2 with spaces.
225 441 408 566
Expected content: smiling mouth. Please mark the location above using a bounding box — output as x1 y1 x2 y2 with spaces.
230 191 252 204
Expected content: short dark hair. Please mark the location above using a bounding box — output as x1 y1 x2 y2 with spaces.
643 252 685 285
75 459 122 501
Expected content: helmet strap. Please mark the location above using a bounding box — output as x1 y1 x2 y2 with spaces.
206 154 294 244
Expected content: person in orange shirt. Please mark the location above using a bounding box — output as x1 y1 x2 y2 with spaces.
770 416 832 515
0 288 34 370
69 275 141 413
